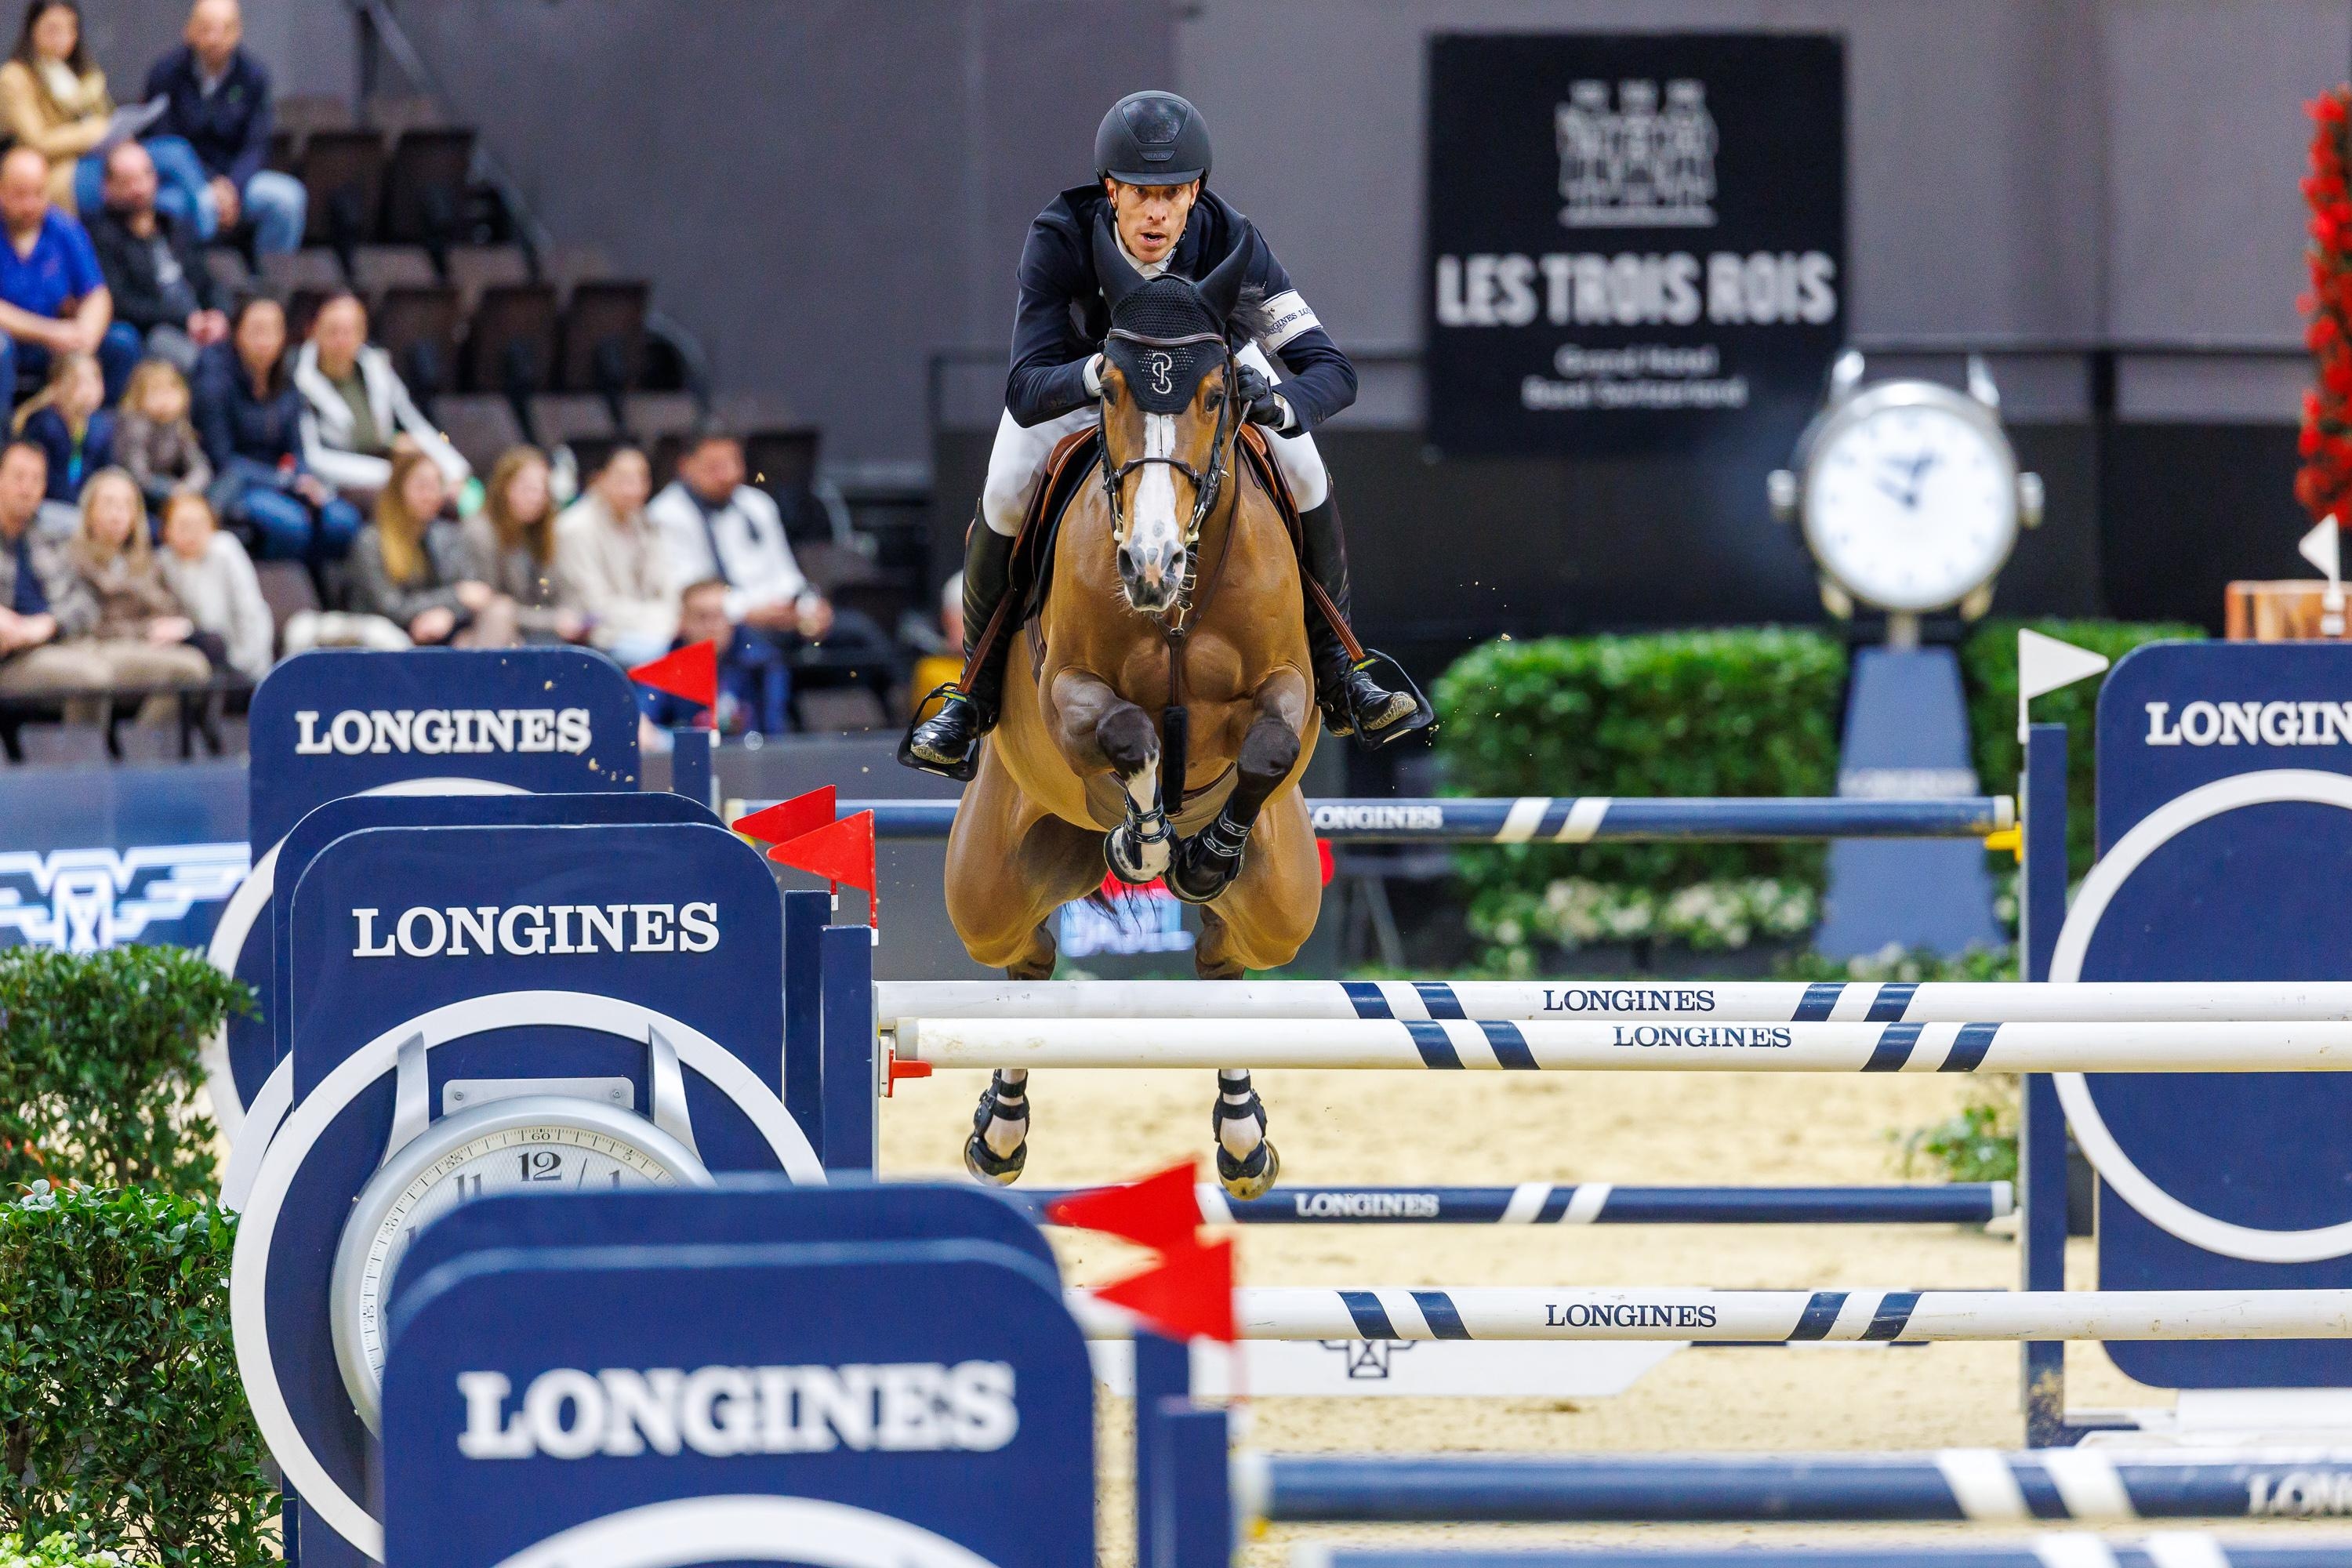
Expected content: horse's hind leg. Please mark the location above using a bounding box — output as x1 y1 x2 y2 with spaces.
955 798 1106 1185
1195 906 1282 1200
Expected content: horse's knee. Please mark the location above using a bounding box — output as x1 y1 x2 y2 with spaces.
1097 705 1158 778
1237 717 1299 795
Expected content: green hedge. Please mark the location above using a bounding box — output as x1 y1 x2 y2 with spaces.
0 1185 274 1567
1433 628 1848 894
1959 618 2207 880
1 1534 151 1568
0 947 249 1197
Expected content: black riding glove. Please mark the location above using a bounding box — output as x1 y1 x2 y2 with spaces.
1234 363 1288 429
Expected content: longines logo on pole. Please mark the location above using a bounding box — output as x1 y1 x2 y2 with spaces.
1557 78 1717 229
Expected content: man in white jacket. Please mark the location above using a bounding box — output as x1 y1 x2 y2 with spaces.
645 429 833 640
293 292 467 502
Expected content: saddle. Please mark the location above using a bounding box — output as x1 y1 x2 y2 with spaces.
956 422 1371 699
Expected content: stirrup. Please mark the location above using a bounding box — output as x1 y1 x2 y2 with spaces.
1211 1088 1280 1200
898 684 984 782
964 1073 1029 1185
1338 649 1436 751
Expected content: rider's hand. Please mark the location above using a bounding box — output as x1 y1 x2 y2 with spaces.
1234 363 1287 428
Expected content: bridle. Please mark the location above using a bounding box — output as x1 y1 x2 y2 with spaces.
1097 325 1237 632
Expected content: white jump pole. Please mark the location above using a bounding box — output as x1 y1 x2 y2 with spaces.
1069 1287 2352 1343
876 978 2352 1027
889 1016 2352 1073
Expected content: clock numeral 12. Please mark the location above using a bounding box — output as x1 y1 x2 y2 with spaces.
519 1149 564 1183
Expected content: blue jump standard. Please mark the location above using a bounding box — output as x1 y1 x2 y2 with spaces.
805 796 2009 843
1018 1184 2012 1225
1253 1452 2352 1523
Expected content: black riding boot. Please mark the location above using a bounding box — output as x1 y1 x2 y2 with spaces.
902 522 1015 779
1299 495 1424 743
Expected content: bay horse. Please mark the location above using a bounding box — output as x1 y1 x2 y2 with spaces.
941 221 1320 1198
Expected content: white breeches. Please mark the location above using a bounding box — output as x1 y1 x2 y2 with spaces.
979 341 1330 536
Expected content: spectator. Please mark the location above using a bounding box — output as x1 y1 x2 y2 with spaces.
65 465 209 691
0 435 96 692
88 139 225 379
350 444 515 648
14 347 108 502
294 292 468 508
646 427 833 643
154 488 266 679
141 0 306 256
0 2 212 232
637 576 793 739
462 445 585 645
0 145 124 426
115 357 209 510
554 444 673 668
194 295 360 561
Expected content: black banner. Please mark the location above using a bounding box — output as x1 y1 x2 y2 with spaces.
1425 33 1846 456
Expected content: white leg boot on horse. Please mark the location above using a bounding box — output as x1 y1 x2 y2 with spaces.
965 1067 1030 1185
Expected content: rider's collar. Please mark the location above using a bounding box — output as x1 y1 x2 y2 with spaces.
1116 233 1172 281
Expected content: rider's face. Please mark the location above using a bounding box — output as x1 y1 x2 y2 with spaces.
1105 178 1200 267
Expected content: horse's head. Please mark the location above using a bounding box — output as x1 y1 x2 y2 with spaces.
1094 218 1251 617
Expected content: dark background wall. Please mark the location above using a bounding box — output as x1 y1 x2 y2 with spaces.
150 1 2352 641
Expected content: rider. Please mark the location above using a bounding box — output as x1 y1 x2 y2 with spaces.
905 89 1427 775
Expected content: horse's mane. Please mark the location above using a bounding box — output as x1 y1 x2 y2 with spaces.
1227 284 1275 349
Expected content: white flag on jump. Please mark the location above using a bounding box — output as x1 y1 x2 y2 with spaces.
2016 629 2110 744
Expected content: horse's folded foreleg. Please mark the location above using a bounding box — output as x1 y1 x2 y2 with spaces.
1168 702 1303 905
1050 670 1171 884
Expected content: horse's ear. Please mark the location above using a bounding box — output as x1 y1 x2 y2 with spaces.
1094 214 1144 312
1196 232 1253 324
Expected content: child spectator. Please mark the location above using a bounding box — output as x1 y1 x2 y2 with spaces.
15 347 110 503
154 488 266 678
66 464 209 688
461 445 584 645
554 444 674 667
350 445 516 648
195 295 361 561
115 357 210 510
636 575 793 738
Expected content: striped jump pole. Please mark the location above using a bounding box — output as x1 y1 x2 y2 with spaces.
1070 1287 2352 1342
1238 1449 2352 1524
1288 1539 2352 1568
887 1016 2352 1073
1015 1181 2013 1226
874 978 2352 1027
814 795 2013 844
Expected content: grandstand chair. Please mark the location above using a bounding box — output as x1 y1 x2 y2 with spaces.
351 245 437 293
432 394 527 478
299 129 387 259
361 95 444 143
557 279 649 402
447 245 532 314
268 93 353 173
543 244 615 296
460 281 559 404
374 285 463 400
203 249 251 298
379 127 475 270
622 391 700 445
258 249 349 339
527 393 615 455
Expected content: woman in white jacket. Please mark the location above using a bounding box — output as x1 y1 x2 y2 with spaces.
292 292 468 506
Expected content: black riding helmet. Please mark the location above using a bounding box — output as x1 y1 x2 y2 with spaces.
1094 90 1211 187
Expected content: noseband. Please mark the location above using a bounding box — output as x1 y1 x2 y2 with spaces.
1098 325 1236 630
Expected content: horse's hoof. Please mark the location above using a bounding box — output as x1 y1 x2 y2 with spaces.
1105 822 1172 884
964 1132 1027 1185
1216 1138 1279 1200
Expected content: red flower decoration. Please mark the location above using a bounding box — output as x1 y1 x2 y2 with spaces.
2302 87 2352 521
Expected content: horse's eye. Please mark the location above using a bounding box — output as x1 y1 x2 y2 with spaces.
1203 390 1225 410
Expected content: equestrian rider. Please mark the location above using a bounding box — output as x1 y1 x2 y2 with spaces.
905 89 1427 776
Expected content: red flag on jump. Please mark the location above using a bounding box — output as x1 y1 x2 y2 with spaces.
627 640 718 710
769 810 879 931
1094 1236 1236 1345
1045 1160 1203 1253
733 786 836 845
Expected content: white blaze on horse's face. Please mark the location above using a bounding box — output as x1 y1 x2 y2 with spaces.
1119 412 1187 612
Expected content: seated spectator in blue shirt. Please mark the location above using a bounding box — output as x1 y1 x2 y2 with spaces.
13 348 109 503
636 576 793 739
0 145 125 427
143 0 305 256
193 295 360 562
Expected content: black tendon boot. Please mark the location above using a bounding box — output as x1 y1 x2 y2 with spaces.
902 523 1016 779
1298 496 1428 745
964 1069 1029 1185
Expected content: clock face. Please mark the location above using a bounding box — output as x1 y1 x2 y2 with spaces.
331 1097 711 1431
1802 394 2018 612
